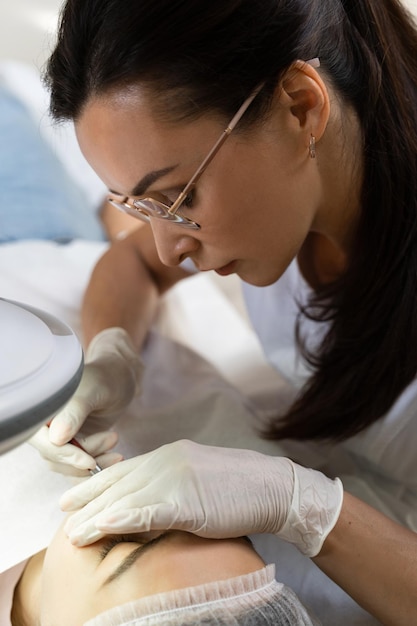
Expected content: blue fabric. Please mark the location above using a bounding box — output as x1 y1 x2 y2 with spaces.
0 86 105 242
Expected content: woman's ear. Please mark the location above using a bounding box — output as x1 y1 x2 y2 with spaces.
277 60 330 146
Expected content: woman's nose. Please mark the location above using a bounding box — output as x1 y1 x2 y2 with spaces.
150 219 200 266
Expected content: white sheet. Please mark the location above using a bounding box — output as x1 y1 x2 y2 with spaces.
0 239 380 624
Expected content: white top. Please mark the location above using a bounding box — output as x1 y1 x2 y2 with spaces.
242 260 417 529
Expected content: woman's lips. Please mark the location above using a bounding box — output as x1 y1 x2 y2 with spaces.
215 261 237 276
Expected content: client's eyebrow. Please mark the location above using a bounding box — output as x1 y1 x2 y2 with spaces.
102 532 172 586
109 165 178 198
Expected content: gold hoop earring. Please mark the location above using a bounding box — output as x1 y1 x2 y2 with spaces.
309 135 316 159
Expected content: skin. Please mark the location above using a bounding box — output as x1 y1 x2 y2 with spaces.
314 492 417 626
14 521 264 626
75 62 362 347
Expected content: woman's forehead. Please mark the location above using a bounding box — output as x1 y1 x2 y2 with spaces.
75 87 222 192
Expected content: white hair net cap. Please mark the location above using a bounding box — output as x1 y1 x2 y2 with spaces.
84 564 320 625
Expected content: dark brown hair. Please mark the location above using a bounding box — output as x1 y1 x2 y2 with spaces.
46 0 417 441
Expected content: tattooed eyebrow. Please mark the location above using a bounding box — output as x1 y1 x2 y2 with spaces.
102 532 171 586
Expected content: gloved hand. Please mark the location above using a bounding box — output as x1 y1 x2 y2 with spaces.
29 327 144 475
61 439 343 556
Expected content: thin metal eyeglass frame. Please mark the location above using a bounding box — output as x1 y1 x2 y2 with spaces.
107 83 264 230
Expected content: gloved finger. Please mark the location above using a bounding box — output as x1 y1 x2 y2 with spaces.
95 503 183 534
49 452 123 488
75 430 119 457
29 424 97 470
63 474 193 545
65 519 107 546
47 460 96 478
59 456 140 511
94 451 124 469
66 505 174 546
62 473 152 540
62 490 124 538
48 396 97 445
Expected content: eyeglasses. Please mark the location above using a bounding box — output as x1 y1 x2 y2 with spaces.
107 83 264 230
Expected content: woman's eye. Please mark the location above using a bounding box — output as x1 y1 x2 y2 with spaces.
99 534 144 560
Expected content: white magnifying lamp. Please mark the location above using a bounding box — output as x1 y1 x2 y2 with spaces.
0 298 83 454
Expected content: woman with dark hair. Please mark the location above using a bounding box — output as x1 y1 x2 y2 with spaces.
32 0 417 622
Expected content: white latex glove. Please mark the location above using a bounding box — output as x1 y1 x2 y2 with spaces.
29 327 144 475
62 439 343 556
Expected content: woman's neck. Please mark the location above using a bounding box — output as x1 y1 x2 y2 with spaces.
298 232 347 289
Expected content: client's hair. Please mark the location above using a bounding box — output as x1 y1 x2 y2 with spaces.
84 565 319 625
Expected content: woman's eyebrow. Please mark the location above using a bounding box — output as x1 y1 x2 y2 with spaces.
109 165 179 197
102 532 172 586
